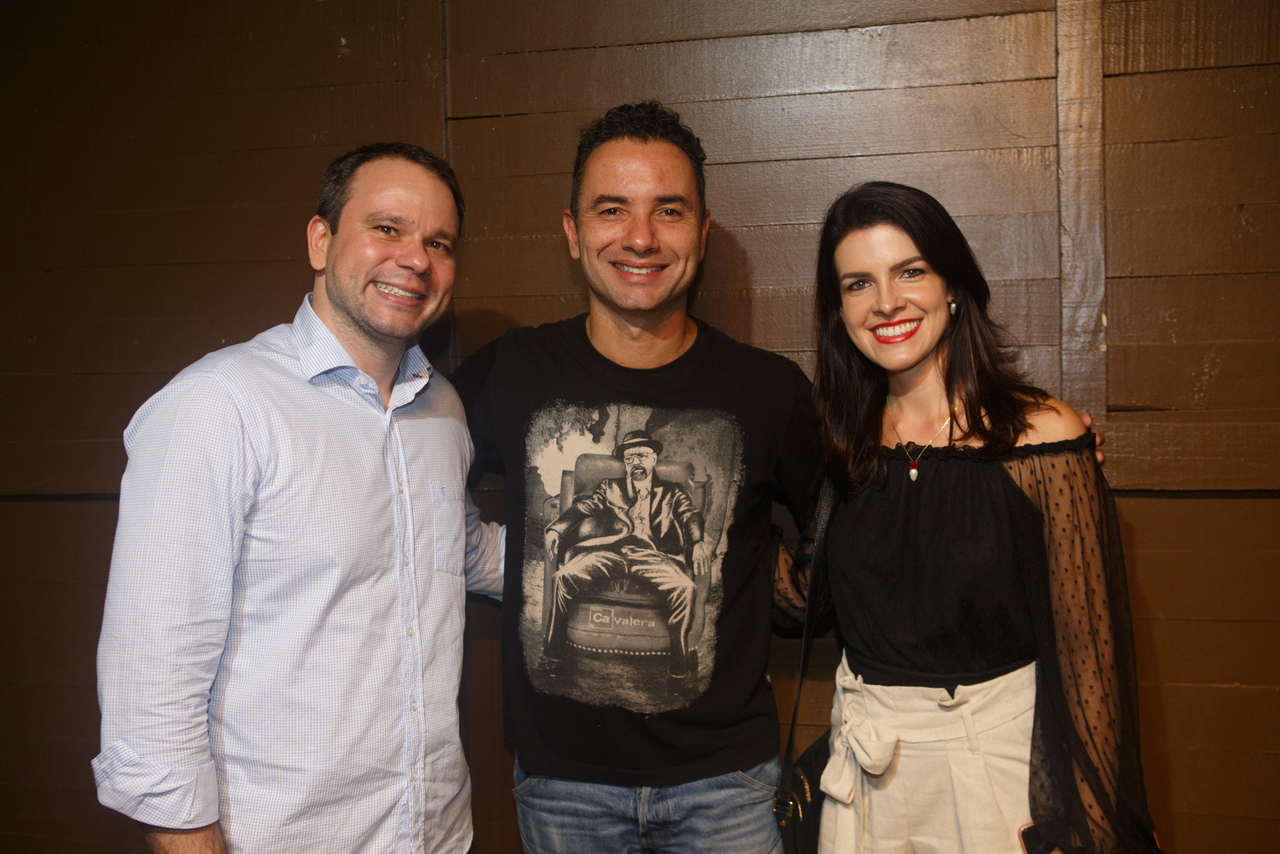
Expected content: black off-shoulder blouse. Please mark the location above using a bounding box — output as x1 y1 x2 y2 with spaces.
823 433 1161 854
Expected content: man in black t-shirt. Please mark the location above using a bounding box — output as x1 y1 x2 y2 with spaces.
452 101 821 853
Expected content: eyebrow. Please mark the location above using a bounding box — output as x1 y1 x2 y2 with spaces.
839 255 928 282
365 211 413 228
586 193 694 209
588 194 629 209
364 211 457 241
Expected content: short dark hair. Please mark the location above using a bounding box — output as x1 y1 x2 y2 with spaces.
316 142 465 233
569 101 707 220
813 182 1047 489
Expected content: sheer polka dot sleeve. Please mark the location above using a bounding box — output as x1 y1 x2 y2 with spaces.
1003 438 1162 853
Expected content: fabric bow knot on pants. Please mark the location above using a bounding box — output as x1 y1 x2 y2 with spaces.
816 656 1039 854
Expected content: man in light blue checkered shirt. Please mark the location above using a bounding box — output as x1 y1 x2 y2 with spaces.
93 144 505 853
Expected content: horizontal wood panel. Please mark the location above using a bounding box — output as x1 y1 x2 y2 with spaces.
1105 415 1280 489
1107 274 1280 345
19 204 311 269
1103 0 1280 75
460 147 1058 235
447 0 1051 55
447 13 1055 117
1158 812 1280 853
1156 750 1280 819
1106 136 1280 212
1107 202 1280 277
0 680 102 742
0 788 144 854
0 316 292 376
34 22 406 101
709 148 1058 227
448 79 1058 178
44 146 341 213
1104 64 1280 144
455 217 1059 303
685 287 813 353
1 731 101 793
1109 342 1280 411
1115 494 1280 551
0 441 129 496
1138 683 1280 756
1 374 170 435
10 262 311 322
1134 619 1280 685
452 294 591 356
16 0 404 45
0 581 106 687
986 279 1062 346
36 83 422 158
453 232 581 298
1128 550 1280 621
0 502 117 586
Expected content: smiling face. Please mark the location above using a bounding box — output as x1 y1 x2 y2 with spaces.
563 138 710 324
307 157 459 362
835 223 952 389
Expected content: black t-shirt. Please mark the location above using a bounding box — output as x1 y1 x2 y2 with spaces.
451 315 822 786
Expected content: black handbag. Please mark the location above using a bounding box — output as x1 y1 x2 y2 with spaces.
774 478 838 854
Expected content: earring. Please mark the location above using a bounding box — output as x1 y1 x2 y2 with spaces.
948 299 956 316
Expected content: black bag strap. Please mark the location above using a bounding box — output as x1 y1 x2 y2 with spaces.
776 476 838 812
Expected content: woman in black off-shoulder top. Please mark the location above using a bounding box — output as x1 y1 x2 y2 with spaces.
795 182 1162 854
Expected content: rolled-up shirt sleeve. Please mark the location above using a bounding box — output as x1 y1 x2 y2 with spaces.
463 494 505 598
94 374 257 827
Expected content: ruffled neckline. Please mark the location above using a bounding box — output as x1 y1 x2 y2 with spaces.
881 430 1096 461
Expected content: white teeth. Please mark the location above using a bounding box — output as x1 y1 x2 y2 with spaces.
374 282 420 299
876 320 921 338
615 263 665 274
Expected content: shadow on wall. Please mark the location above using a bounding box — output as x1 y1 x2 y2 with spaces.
687 224 755 341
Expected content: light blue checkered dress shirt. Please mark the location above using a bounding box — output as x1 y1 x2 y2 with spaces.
94 296 503 853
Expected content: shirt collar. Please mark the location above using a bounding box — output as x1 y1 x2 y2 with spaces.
292 294 432 392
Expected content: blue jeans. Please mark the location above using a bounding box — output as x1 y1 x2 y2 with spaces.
513 757 782 854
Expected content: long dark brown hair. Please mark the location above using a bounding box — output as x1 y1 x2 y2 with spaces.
813 182 1047 490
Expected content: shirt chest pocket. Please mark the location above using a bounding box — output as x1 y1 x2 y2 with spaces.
426 478 466 576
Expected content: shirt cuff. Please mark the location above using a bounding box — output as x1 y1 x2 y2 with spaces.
92 739 220 828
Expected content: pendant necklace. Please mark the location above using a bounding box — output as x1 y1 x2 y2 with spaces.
889 413 951 483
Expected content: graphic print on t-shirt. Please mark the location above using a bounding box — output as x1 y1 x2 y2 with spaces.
523 401 743 713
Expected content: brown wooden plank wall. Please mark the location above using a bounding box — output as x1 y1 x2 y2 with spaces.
1118 494 1280 848
1 1 447 850
5 1 1277 852
1098 2 1280 845
444 0 1064 392
1103 0 1280 488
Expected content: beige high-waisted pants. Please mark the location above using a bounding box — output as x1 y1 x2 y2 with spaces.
817 656 1038 854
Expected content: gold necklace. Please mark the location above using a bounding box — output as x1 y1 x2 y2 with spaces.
888 413 951 483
